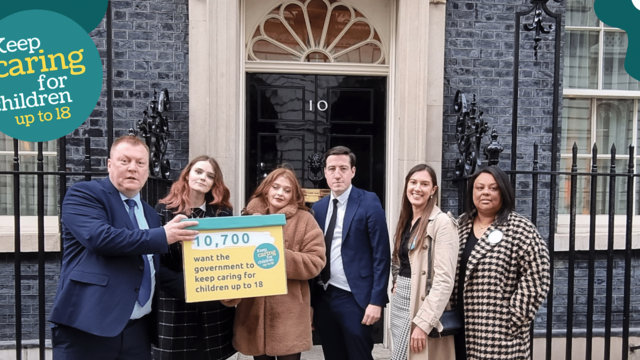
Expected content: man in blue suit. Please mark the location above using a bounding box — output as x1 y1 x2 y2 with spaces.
311 146 391 360
49 135 199 360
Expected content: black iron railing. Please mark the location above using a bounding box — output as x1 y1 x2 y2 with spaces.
1 85 173 359
512 4 563 357
0 136 171 359
451 140 640 360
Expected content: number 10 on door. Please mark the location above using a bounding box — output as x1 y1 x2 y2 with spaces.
309 100 328 112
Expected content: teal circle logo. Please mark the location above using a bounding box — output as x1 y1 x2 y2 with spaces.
0 10 103 142
254 243 280 270
0 1 109 34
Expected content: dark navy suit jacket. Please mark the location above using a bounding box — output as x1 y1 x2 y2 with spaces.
49 177 168 338
311 186 391 309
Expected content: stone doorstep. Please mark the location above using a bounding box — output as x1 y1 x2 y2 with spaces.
0 342 390 360
0 341 53 360
0 340 52 350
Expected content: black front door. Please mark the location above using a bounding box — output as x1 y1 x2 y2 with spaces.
246 73 388 344
246 73 387 204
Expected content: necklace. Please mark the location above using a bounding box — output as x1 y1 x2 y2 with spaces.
474 218 494 233
190 207 206 219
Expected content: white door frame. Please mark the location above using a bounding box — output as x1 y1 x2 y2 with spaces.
188 0 447 347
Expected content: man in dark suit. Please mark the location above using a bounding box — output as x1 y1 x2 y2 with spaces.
49 135 199 360
311 146 391 360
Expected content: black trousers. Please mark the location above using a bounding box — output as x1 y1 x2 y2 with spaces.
52 316 152 360
313 285 374 360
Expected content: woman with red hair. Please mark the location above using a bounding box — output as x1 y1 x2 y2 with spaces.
153 155 236 360
225 167 325 360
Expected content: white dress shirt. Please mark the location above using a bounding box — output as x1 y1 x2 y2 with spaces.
119 192 156 319
324 185 352 292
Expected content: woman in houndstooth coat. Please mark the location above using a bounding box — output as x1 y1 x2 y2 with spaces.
451 166 550 360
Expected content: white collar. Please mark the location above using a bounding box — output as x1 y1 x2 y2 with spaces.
330 185 352 205
119 192 142 207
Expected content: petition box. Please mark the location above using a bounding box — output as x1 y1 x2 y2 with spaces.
182 214 287 303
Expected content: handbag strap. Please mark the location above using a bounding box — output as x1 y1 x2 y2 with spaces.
425 211 443 295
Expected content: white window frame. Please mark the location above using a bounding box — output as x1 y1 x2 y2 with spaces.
0 137 61 252
246 0 387 66
561 18 640 250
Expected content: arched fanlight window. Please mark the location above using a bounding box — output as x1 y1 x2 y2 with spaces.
247 0 386 64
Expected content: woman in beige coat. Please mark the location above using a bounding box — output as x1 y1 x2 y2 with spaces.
390 164 458 360
224 167 326 360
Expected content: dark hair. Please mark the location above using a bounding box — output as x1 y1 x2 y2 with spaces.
392 164 439 263
246 166 308 212
159 155 232 216
324 146 356 168
460 166 514 225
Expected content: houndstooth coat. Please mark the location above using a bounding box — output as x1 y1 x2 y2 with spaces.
451 212 550 360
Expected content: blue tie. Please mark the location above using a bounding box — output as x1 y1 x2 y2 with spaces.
125 199 151 306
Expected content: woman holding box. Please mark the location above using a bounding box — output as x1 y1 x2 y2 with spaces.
153 155 236 360
224 167 325 360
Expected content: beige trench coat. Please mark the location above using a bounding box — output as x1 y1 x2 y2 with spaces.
392 205 458 360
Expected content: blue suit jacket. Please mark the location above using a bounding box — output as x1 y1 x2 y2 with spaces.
49 177 168 337
311 186 391 309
